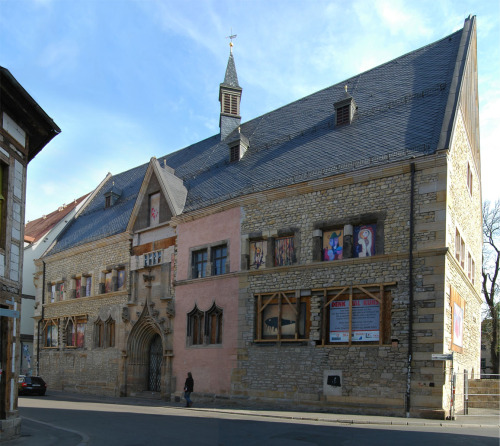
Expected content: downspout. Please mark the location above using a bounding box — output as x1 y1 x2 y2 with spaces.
36 260 46 376
406 162 415 417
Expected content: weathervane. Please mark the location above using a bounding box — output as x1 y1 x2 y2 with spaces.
226 29 237 53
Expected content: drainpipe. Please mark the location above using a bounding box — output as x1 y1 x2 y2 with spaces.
406 162 415 417
36 260 46 376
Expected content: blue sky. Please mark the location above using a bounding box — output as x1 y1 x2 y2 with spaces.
0 0 498 222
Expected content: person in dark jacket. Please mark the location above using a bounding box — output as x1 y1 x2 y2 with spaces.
184 372 194 407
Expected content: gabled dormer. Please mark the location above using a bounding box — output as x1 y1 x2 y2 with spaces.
104 182 122 208
128 157 187 232
334 86 357 127
227 127 249 163
219 42 242 140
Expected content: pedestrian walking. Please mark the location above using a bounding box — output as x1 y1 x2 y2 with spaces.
184 372 194 407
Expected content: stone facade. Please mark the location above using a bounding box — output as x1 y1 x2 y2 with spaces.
33 233 131 396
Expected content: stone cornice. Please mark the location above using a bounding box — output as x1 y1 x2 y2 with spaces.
174 247 449 286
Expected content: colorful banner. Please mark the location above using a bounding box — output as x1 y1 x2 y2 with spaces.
330 298 380 342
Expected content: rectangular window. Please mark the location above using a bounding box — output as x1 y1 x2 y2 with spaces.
75 278 81 299
250 240 267 269
212 245 227 275
76 319 86 348
320 284 391 346
471 259 475 285
467 162 473 196
455 229 461 262
51 284 56 303
144 250 162 267
67 320 76 347
323 229 343 261
460 238 465 269
85 276 92 297
44 321 58 347
336 104 350 126
274 236 295 266
255 291 310 341
105 272 112 293
149 192 160 227
353 224 376 257
192 249 207 278
230 145 239 162
117 269 126 291
467 252 472 280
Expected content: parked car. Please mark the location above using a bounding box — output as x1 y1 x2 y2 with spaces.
18 375 47 396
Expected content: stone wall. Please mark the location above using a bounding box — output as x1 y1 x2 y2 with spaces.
34 234 131 396
233 156 461 417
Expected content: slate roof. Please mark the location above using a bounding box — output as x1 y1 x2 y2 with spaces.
48 20 471 256
24 193 89 244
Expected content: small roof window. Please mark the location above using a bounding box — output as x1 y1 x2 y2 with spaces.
334 86 356 127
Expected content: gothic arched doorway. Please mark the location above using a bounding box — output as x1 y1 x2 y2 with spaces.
148 334 162 392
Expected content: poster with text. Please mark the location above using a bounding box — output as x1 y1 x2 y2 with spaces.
330 299 380 342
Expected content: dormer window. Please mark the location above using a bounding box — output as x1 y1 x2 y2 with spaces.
227 131 248 163
336 104 350 126
230 145 240 162
104 182 122 208
334 86 356 127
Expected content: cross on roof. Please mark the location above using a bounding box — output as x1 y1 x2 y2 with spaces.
226 30 237 53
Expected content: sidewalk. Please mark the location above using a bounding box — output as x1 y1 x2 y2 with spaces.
4 390 499 445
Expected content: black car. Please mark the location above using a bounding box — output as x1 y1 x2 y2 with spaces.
18 375 47 396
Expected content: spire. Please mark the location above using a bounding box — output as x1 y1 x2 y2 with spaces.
219 35 242 140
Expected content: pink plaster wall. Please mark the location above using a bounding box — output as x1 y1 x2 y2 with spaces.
173 207 241 395
176 206 241 281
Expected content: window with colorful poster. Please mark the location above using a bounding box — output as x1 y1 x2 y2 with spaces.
323 229 343 261
329 298 380 343
353 224 376 257
85 276 92 297
76 320 86 348
250 240 266 269
117 269 126 291
274 236 295 266
45 321 58 347
254 291 310 341
149 192 160 227
105 272 112 293
75 278 81 299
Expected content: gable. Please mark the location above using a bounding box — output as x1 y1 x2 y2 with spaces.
133 173 173 232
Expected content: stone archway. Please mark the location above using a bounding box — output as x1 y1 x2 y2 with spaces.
126 308 166 396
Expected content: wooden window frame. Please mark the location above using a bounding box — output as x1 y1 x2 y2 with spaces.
187 306 205 345
43 319 59 348
274 236 296 267
315 283 393 346
211 244 227 276
206 304 223 345
255 291 310 342
192 249 208 279
336 104 350 126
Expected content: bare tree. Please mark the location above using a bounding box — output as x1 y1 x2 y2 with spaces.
482 200 500 374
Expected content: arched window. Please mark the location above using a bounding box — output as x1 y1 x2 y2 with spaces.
94 318 104 348
206 304 223 345
187 306 204 345
106 317 115 348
